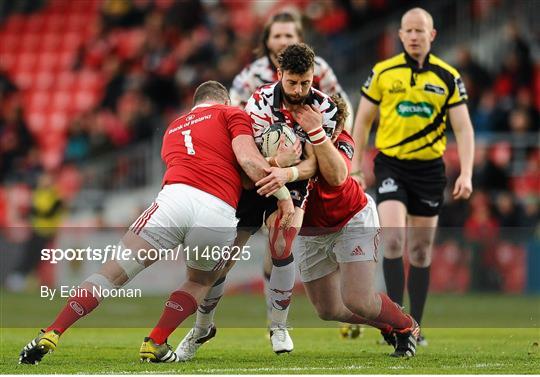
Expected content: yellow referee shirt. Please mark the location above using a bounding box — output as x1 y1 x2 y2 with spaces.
361 52 468 160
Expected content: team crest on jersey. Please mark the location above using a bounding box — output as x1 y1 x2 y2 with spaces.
363 70 374 89
186 114 195 121
337 141 354 160
424 83 445 95
389 80 406 94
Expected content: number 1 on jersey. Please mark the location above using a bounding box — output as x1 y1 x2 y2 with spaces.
182 130 196 155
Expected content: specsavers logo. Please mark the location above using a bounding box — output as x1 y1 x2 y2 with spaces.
396 101 434 118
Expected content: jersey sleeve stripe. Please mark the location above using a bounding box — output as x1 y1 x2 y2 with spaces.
447 99 468 108
360 91 381 105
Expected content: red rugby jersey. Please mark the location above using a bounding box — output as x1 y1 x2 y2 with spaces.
301 130 368 235
161 103 253 208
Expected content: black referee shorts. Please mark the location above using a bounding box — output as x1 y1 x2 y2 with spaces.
373 152 447 217
236 179 311 234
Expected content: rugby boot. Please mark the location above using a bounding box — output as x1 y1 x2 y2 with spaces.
390 315 420 357
175 324 217 361
270 325 293 354
19 329 60 365
140 337 179 362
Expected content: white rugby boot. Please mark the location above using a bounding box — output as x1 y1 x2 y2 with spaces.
269 325 293 354
175 324 217 361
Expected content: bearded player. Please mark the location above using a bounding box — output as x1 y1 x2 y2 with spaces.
175 43 337 358
230 12 354 330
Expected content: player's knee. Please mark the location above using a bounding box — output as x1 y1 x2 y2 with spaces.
268 225 297 259
383 235 404 257
409 242 432 266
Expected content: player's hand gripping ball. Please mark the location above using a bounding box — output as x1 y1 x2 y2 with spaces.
261 122 297 157
339 324 363 339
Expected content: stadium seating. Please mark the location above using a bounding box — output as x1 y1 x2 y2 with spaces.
0 0 103 168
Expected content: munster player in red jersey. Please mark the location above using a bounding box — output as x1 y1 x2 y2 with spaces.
291 95 421 358
18 81 294 365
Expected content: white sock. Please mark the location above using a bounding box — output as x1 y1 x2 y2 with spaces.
269 256 295 328
195 277 226 329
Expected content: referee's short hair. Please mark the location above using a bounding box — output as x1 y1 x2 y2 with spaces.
278 43 315 75
193 81 230 105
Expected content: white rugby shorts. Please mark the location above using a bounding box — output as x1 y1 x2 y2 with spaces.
130 183 238 271
295 194 381 282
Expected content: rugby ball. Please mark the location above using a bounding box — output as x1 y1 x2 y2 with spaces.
260 122 297 157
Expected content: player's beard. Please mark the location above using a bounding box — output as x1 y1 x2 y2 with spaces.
282 89 308 105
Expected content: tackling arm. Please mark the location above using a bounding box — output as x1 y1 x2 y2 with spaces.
232 135 271 183
311 139 348 186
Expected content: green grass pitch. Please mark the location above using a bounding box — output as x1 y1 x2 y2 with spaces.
1 293 539 374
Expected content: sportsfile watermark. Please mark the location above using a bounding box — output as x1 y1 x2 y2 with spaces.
1 226 538 328
40 244 252 264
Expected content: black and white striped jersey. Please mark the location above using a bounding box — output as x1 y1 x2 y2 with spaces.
245 81 338 147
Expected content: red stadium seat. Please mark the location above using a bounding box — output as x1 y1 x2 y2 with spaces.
34 72 55 90
23 15 45 34
51 90 71 111
0 33 19 54
26 112 46 133
55 72 77 90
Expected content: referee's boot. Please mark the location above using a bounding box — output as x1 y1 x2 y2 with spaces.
390 315 420 357
140 337 179 362
19 329 60 365
175 324 217 361
270 325 293 354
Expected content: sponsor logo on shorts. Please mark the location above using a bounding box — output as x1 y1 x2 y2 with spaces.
420 199 440 208
70 301 85 316
424 83 445 95
378 178 398 194
166 301 184 312
396 101 434 118
351 245 364 256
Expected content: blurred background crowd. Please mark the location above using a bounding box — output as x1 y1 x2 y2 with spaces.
0 0 538 294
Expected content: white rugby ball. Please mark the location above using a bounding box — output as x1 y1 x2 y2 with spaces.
260 123 297 157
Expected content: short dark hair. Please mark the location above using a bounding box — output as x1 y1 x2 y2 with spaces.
193 81 229 105
256 12 304 58
278 43 315 75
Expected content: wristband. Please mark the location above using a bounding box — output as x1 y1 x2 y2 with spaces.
273 186 291 201
288 166 299 182
307 127 327 145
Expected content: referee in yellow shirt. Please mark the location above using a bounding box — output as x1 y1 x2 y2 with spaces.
352 7 474 346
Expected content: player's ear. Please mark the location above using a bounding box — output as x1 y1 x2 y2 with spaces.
430 28 437 42
277 69 283 80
